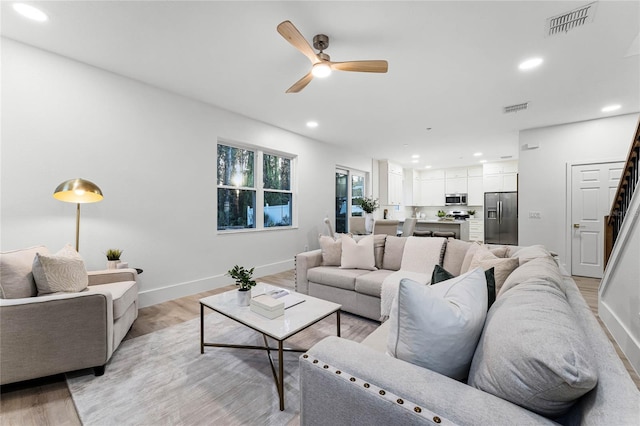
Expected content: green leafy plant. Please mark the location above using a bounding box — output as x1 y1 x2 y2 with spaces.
356 196 379 214
468 209 476 216
227 265 257 291
105 249 123 261
437 210 446 218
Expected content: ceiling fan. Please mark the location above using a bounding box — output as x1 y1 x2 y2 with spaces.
277 20 389 93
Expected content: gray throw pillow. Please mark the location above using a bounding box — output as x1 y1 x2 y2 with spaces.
468 278 598 417
32 247 88 295
0 245 49 298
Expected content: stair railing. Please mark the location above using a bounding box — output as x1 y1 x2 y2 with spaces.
604 118 640 267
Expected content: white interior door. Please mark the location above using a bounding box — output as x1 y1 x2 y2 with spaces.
571 162 624 277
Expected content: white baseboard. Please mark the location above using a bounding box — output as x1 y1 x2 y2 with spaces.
599 299 640 378
138 259 295 308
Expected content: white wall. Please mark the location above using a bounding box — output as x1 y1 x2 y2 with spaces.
1 39 372 307
518 113 639 269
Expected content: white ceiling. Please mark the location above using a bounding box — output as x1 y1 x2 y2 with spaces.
2 1 639 169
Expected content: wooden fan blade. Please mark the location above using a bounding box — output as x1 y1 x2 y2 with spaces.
286 72 314 93
330 60 389 73
277 20 320 64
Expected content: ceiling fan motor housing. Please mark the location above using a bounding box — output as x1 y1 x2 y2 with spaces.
313 34 329 52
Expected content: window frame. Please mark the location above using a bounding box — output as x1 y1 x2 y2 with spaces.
216 140 297 233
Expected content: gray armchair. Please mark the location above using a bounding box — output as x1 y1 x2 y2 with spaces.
0 246 138 384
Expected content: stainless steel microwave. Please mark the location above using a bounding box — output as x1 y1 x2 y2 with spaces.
445 193 467 206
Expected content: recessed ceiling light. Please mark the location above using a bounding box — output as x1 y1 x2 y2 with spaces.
424 165 432 169
480 160 488 163
601 104 621 113
13 3 48 22
518 57 543 71
306 121 318 128
473 152 483 157
411 154 420 159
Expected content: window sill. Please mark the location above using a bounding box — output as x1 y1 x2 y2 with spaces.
217 226 299 235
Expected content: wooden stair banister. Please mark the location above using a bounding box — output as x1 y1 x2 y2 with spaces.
604 117 640 267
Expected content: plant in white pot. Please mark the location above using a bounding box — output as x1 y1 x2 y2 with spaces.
356 196 379 234
227 265 257 306
105 249 123 269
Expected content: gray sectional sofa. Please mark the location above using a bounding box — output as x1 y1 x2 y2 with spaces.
295 236 640 425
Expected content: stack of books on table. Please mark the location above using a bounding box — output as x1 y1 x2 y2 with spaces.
250 294 285 319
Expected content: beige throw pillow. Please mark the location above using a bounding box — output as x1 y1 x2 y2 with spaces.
468 245 519 293
0 245 49 298
340 235 377 271
32 245 88 295
318 235 342 266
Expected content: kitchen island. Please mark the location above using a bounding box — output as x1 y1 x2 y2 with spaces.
399 218 470 241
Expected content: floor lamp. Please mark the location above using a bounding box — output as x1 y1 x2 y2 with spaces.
53 178 104 252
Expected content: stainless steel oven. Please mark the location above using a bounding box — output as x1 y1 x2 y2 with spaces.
445 193 467 206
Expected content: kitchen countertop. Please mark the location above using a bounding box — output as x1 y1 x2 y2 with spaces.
398 218 471 224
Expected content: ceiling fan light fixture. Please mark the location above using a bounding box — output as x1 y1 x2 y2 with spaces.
311 62 332 78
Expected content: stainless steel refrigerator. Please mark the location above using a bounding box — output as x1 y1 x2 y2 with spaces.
484 192 518 245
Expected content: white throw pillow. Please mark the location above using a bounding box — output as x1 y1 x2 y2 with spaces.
399 236 446 274
32 245 88 295
387 267 488 380
340 235 377 271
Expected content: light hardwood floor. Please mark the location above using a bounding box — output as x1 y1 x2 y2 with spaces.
1 271 638 425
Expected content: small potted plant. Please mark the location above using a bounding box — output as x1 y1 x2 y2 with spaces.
468 209 476 219
356 196 379 233
437 210 446 218
105 249 123 269
227 265 257 306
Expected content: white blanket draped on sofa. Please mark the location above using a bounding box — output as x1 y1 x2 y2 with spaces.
380 237 446 320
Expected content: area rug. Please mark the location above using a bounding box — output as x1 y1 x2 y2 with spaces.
66 311 376 426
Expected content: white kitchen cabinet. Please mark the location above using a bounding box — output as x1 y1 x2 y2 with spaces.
412 170 421 205
467 176 483 205
445 177 467 194
467 166 483 177
468 219 484 242
483 160 518 192
420 178 445 206
445 168 468 179
379 161 404 205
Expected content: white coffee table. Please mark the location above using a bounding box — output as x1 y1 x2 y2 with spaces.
199 283 341 411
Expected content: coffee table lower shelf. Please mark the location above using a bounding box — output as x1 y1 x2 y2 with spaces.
200 300 341 411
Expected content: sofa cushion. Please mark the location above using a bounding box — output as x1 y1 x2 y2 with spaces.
399 237 446 274
442 238 473 276
307 266 369 291
468 278 598 417
510 244 553 265
387 268 488 380
498 256 564 298
340 235 377 271
432 265 496 310
354 269 395 297
468 245 518 293
319 235 342 266
90 280 138 319
382 236 406 271
460 241 482 273
32 246 88 296
0 245 49 299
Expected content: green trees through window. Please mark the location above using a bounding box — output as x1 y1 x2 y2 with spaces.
217 143 294 230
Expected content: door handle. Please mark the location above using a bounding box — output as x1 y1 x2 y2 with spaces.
573 224 581 229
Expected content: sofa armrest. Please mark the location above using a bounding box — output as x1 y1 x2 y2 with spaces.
88 268 138 286
0 291 114 385
295 249 322 294
301 336 556 426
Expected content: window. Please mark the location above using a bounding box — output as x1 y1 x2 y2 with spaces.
263 154 292 227
217 142 295 231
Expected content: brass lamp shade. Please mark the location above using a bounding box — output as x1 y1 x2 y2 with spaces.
53 178 103 203
53 178 104 251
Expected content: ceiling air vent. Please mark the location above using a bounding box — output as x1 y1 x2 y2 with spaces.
546 2 596 36
503 102 529 114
